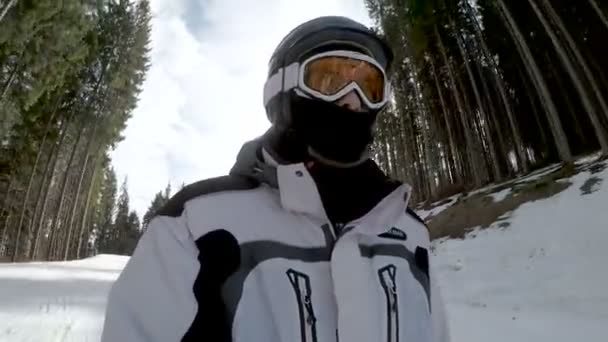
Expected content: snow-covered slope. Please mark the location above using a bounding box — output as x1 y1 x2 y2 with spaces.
0 255 127 342
433 160 608 342
0 160 606 342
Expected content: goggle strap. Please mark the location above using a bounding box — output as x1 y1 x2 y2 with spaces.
263 63 300 107
283 62 300 92
263 68 283 107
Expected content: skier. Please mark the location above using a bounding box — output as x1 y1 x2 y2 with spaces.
102 16 449 342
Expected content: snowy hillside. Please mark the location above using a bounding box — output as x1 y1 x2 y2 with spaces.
0 255 127 342
432 158 608 342
0 158 606 342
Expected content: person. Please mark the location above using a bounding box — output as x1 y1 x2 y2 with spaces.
101 16 449 342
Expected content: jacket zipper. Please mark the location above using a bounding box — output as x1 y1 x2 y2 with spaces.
334 223 344 239
379 265 399 342
287 269 318 342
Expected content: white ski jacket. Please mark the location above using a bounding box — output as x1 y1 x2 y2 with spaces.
102 141 450 342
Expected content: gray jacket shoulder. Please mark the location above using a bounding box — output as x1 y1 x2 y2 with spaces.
156 175 259 218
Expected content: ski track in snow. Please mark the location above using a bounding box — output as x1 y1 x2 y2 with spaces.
0 162 607 341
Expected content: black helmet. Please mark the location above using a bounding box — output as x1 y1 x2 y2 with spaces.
263 16 394 129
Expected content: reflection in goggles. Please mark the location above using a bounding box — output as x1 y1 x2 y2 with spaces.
303 56 385 103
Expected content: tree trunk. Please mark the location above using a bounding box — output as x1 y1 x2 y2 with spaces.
413 115 430 201
456 32 502 181
495 0 572 161
384 114 399 179
0 62 18 101
77 181 99 260
63 160 88 260
539 0 608 133
587 0 608 31
64 121 100 261
436 25 481 188
409 61 435 199
47 121 85 260
396 119 407 182
376 116 391 175
391 106 404 179
390 123 402 179
12 105 61 261
548 56 587 148
455 56 485 184
26 139 58 260
463 0 528 174
30 121 69 260
583 47 608 98
476 61 509 174
0 177 13 232
528 0 608 154
518 66 549 163
0 180 14 256
0 210 12 257
400 111 415 182
430 57 461 183
0 0 17 23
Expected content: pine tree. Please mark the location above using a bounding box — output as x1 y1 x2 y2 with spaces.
112 178 130 255
142 183 171 231
122 211 141 255
109 178 141 256
95 165 117 254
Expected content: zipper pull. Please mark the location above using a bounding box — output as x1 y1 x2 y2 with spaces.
303 294 316 325
388 282 398 312
334 223 344 237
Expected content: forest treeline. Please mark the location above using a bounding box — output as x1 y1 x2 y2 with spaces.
2 0 608 261
367 0 608 204
0 0 151 262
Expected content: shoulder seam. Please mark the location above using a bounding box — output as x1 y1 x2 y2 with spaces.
156 175 259 218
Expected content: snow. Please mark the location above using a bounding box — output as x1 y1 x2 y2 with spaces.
490 187 512 203
513 163 562 185
433 161 608 342
418 195 459 219
419 163 561 220
0 161 607 342
0 255 127 342
574 151 603 165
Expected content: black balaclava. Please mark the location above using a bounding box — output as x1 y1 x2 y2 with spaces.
290 96 378 166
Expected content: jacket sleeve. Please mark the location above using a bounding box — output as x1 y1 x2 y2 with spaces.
431 269 450 342
101 214 200 342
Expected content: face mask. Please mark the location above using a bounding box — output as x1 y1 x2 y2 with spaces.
290 96 378 166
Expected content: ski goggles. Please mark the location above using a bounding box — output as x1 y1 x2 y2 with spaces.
264 50 390 110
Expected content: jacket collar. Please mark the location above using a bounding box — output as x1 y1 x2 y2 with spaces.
229 134 412 226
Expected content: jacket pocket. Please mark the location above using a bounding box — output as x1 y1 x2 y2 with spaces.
378 265 399 342
287 269 318 342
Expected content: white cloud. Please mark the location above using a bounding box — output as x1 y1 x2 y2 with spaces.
111 0 372 216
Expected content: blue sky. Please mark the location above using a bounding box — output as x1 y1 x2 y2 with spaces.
111 0 373 216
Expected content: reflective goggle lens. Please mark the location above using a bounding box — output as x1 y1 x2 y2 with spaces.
303 56 385 104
